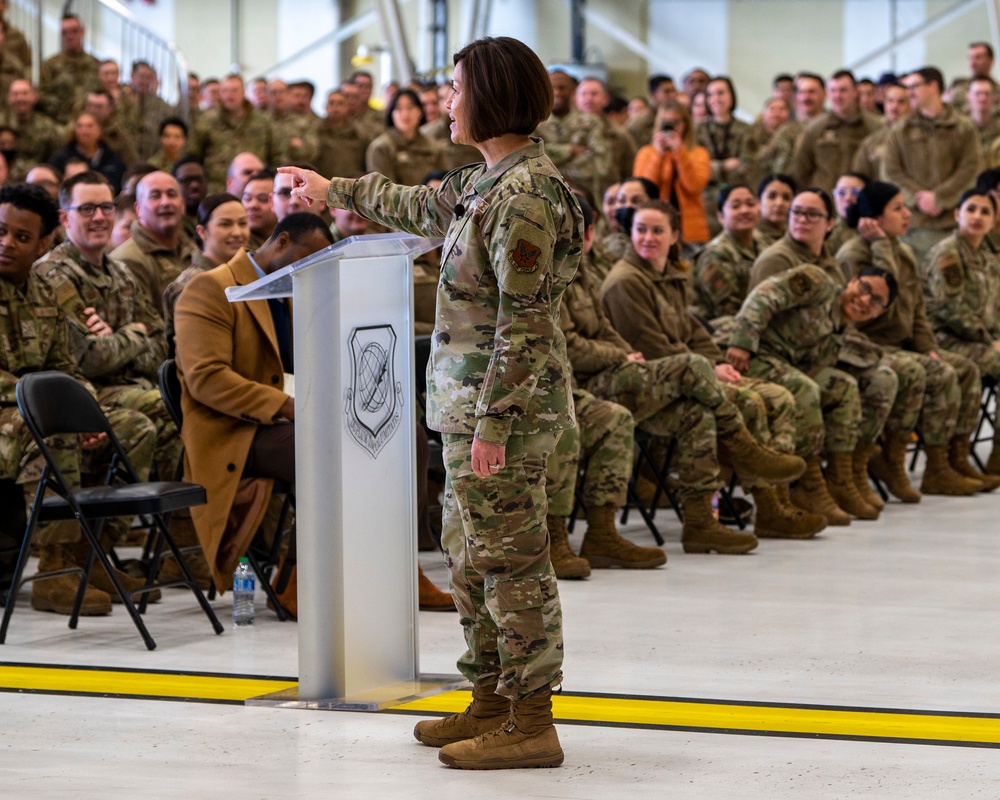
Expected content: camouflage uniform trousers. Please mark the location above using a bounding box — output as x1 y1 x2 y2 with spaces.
935 340 1000 442
837 360 901 445
582 351 798 453
441 431 563 700
747 355 863 455
901 228 952 272
546 390 633 518
0 404 156 547
879 348 981 445
97 385 181 482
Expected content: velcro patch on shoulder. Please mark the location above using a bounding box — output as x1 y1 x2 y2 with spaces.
509 238 542 273
789 271 813 295
936 254 962 288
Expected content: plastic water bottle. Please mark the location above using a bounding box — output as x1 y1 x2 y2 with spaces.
232 557 255 628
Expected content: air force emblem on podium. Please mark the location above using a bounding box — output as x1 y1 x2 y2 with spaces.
345 324 403 458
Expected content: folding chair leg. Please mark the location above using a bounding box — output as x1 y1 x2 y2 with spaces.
152 516 224 636
0 484 45 643
246 551 288 622
77 519 157 650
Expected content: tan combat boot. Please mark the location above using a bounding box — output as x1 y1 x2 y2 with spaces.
789 456 851 526
947 437 1000 492
66 540 162 605
545 515 591 579
868 431 922 503
579 506 666 568
30 545 112 616
158 516 214 590
414 684 511 747
418 565 454 612
851 442 885 511
718 427 805 484
920 445 981 496
438 686 564 769
750 484 826 539
825 451 879 519
680 492 758 554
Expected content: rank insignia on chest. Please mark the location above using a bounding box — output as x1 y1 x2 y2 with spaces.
509 239 542 273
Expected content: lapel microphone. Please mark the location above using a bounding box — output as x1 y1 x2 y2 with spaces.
454 202 466 218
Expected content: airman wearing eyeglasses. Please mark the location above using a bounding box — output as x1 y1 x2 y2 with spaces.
726 264 898 522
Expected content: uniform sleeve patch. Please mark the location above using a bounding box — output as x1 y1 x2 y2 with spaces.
938 256 962 288
789 272 813 295
509 238 542 273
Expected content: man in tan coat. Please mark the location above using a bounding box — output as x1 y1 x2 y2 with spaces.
173 213 332 595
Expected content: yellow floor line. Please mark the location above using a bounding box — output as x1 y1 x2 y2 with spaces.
395 691 1000 747
4 665 999 748
0 664 297 702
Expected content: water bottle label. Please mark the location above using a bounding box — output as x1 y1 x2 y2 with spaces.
234 577 254 593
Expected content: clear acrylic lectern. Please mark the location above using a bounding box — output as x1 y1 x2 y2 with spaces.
227 232 463 709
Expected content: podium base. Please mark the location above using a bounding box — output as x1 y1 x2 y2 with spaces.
246 674 469 712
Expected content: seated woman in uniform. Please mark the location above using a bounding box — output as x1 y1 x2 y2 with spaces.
693 183 766 340
595 175 659 269
922 188 1000 475
365 88 445 187
755 173 797 248
837 181 995 500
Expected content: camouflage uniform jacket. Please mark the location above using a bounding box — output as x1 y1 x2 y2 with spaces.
975 116 1000 160
189 101 274 191
0 271 92 406
317 119 371 178
791 110 885 192
754 218 785 249
837 235 938 352
693 229 765 319
851 124 892 180
3 21 31 71
749 231 849 292
365 128 445 187
763 119 805 175
729 264 846 373
560 253 632 383
826 217 857 256
33 240 166 388
534 107 612 202
272 111 322 167
420 116 482 173
326 138 583 444
38 51 100 122
881 105 981 231
600 246 721 363
696 118 751 185
111 221 197 311
0 109 63 165
923 232 1000 346
626 108 654 149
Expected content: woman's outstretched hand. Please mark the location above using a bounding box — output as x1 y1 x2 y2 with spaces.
277 166 332 208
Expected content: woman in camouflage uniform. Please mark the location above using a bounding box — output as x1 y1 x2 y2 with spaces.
283 36 577 771
923 189 1000 474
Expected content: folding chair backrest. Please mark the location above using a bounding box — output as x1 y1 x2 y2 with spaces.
157 359 184 429
16 372 111 440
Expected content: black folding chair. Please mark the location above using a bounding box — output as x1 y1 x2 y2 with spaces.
970 376 998 472
158 359 293 621
2 371 223 650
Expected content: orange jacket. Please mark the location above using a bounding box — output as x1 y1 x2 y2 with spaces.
633 144 712 244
